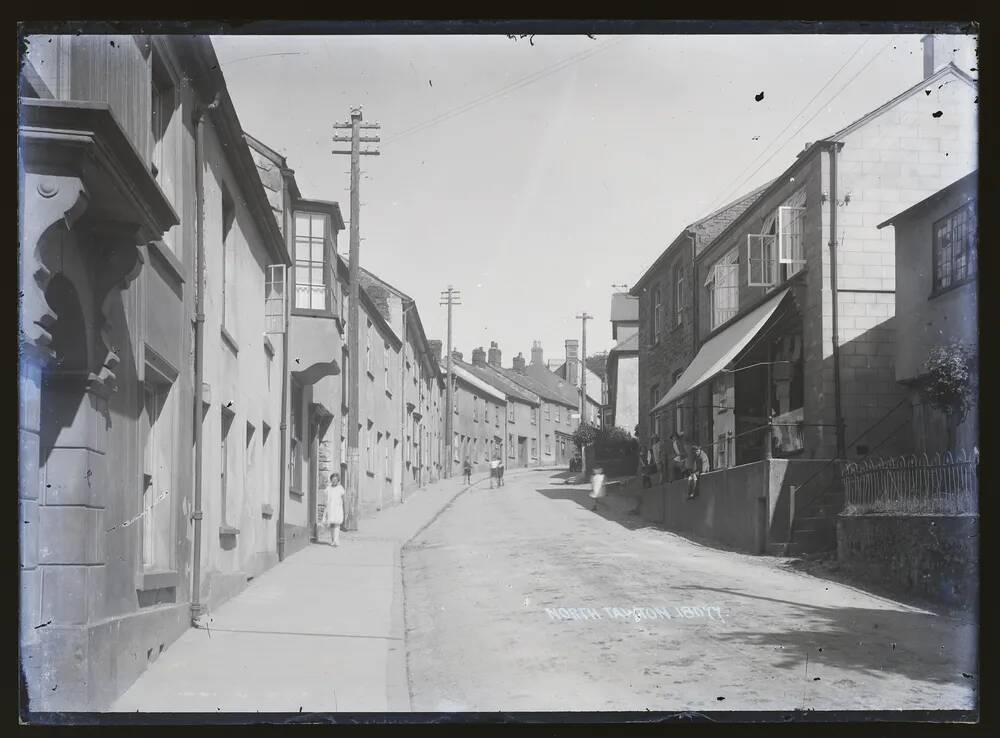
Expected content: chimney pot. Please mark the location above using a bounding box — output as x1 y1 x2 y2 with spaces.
487 341 502 368
472 346 487 367
512 352 526 372
530 341 544 365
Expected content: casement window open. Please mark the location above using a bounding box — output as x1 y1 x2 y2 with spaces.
747 189 807 288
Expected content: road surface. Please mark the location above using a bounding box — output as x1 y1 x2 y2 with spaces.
403 469 976 712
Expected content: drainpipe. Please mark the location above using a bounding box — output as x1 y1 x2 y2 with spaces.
400 303 410 501
190 93 219 623
826 141 847 459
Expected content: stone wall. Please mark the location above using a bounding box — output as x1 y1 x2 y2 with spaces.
836 514 978 608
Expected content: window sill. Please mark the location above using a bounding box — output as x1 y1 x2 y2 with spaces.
289 488 304 500
291 307 337 319
219 525 240 538
930 279 974 300
147 239 186 285
366 471 376 478
135 569 179 592
261 503 274 519
221 325 239 355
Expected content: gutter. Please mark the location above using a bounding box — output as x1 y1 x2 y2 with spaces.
276 163 294 561
190 93 221 623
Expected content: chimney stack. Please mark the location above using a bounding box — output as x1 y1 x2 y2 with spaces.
512 353 526 372
565 339 580 386
451 349 463 363
471 346 487 367
428 340 443 364
922 34 974 80
530 341 543 366
488 341 501 368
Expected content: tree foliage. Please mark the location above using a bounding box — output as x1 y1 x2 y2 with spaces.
920 342 977 423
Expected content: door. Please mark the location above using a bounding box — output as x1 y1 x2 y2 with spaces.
518 436 528 466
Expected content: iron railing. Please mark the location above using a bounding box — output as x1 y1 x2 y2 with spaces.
841 448 979 515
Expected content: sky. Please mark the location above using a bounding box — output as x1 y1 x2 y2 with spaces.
212 32 977 365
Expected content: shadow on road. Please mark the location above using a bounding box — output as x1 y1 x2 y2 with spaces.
534 486 660 531
670 583 977 687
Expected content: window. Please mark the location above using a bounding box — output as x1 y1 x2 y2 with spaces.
747 224 777 288
531 438 538 458
707 248 739 329
651 284 662 338
385 433 392 480
221 187 236 334
672 369 684 434
650 384 659 411
531 406 537 426
933 200 977 293
294 213 328 310
365 321 373 375
545 434 551 455
508 433 515 459
453 431 459 462
778 193 807 277
473 395 479 422
221 406 235 525
150 50 178 249
508 403 515 422
555 405 560 423
495 405 500 428
384 343 390 393
545 403 551 421
673 263 686 326
141 380 174 570
264 265 286 334
290 382 303 492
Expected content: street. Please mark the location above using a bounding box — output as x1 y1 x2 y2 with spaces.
404 469 977 712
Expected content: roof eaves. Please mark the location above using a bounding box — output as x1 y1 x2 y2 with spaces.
877 170 977 229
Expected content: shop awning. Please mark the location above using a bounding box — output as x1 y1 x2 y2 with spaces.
652 288 791 413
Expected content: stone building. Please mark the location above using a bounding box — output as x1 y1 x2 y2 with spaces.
19 35 291 709
245 133 347 554
633 42 977 555
358 269 446 498
446 356 507 474
879 171 978 454
463 343 542 469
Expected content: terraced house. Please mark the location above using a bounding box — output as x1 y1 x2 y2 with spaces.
464 342 542 470
633 41 977 556
447 353 507 474
19 35 293 709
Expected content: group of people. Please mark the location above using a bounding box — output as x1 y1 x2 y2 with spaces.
463 453 505 489
641 431 711 500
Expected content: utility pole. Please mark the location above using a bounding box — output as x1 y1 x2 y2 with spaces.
576 312 592 425
333 107 380 530
440 286 461 477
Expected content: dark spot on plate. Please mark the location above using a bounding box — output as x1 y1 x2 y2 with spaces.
755 91 765 102
932 111 944 118
717 696 725 701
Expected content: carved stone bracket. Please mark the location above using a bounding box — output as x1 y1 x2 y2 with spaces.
20 172 89 367
87 222 147 398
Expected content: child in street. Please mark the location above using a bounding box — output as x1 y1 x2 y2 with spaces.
323 473 346 546
489 455 500 489
463 458 472 485
589 467 606 511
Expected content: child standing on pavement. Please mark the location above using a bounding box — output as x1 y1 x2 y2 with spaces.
323 473 346 546
489 454 500 489
589 467 606 511
463 458 472 485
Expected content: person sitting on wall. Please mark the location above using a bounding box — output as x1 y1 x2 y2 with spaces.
686 444 712 500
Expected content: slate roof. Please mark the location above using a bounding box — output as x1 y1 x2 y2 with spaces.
458 361 541 405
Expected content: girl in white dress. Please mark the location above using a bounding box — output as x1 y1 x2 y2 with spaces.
323 473 346 546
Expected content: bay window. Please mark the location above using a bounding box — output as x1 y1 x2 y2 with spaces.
933 200 977 293
294 212 328 311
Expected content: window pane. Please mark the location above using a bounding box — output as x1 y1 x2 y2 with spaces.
311 214 326 238
295 214 311 239
311 265 324 287
311 239 324 263
295 237 311 261
295 285 310 309
311 287 326 310
295 265 310 287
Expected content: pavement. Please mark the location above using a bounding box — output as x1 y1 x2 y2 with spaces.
111 468 535 713
405 468 978 712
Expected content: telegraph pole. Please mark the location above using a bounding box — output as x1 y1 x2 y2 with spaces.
333 107 380 530
440 286 461 477
576 312 592 425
